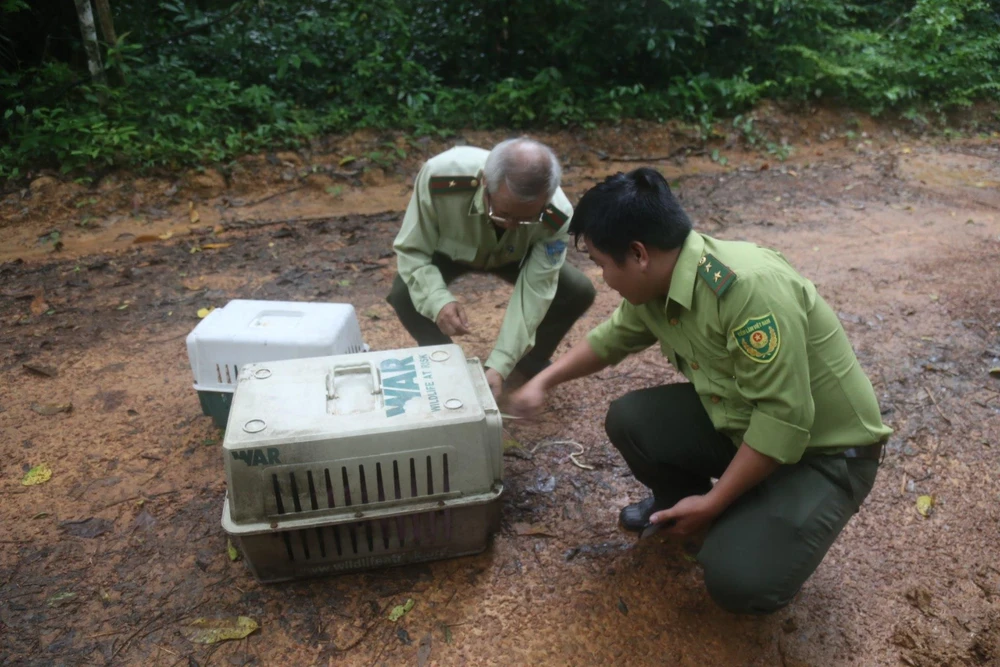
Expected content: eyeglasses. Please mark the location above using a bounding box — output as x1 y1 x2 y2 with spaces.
485 190 545 226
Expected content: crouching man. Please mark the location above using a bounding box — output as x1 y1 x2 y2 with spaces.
508 167 891 614
387 138 595 397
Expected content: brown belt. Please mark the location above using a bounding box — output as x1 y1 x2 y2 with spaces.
841 443 884 462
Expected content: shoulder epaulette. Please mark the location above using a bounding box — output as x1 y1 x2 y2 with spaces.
697 253 737 297
540 204 569 232
429 176 480 194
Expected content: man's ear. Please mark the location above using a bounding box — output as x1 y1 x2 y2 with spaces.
629 241 650 268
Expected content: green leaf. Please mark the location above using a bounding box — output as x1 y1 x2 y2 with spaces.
22 463 53 486
227 538 240 562
388 598 415 622
186 616 259 644
47 591 76 607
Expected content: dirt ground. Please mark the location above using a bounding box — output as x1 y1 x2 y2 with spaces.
2 109 1000 666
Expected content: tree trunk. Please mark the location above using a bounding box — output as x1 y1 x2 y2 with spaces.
73 0 107 86
92 0 125 84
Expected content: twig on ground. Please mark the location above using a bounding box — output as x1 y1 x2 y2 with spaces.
923 385 953 425
110 611 164 662
229 186 303 209
529 440 595 470
599 145 704 162
331 619 377 653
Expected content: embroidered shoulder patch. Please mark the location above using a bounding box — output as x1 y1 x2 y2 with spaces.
544 239 567 265
540 204 569 232
429 176 480 194
732 313 781 363
696 253 737 297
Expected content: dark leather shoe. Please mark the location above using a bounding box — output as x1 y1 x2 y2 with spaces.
619 497 665 532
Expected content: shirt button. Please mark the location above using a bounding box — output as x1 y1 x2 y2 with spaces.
669 318 679 326
690 362 700 371
710 395 721 404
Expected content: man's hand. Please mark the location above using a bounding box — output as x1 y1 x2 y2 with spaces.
507 379 547 418
436 302 471 337
484 368 503 399
650 494 724 537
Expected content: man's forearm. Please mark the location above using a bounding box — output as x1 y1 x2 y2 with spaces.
705 443 781 512
535 340 609 390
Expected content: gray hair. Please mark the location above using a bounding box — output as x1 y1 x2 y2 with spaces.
483 138 561 202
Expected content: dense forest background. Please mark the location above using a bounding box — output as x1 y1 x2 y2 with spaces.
2 0 998 179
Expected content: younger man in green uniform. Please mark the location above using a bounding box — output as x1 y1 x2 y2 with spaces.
388 138 596 397
508 168 891 614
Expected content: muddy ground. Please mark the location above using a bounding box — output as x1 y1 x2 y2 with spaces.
2 110 1000 666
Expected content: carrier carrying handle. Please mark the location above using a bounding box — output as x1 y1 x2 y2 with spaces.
326 362 382 399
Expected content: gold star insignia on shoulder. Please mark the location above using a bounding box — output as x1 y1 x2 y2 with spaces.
429 175 480 194
696 252 737 297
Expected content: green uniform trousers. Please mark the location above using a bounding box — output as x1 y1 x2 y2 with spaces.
387 254 596 376
605 383 879 615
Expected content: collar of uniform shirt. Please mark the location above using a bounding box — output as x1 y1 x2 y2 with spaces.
665 230 706 311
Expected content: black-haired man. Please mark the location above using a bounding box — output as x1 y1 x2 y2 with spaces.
509 167 890 614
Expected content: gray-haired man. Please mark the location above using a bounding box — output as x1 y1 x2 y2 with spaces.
387 138 596 397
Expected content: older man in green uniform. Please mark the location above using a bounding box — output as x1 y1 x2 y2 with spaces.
509 167 891 614
387 138 596 397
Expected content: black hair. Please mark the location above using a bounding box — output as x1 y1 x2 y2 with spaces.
569 167 692 263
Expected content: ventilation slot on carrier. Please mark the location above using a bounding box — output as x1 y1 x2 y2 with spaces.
215 363 238 384
267 452 455 563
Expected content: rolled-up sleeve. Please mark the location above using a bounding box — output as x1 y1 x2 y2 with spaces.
724 271 815 463
586 300 657 365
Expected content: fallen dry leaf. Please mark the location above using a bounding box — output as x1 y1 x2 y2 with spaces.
22 463 52 486
60 517 113 538
189 209 200 224
133 235 162 244
512 522 558 538
989 367 1000 378
201 243 230 250
23 362 58 378
197 307 215 319
186 616 259 644
916 495 935 517
227 539 240 562
30 402 72 416
30 289 48 316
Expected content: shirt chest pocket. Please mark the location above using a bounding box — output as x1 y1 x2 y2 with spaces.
438 237 478 263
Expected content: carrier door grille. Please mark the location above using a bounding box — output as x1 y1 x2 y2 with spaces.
272 506 453 563
266 449 457 563
267 450 455 520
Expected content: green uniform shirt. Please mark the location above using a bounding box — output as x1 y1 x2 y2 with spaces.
393 146 573 378
587 231 892 464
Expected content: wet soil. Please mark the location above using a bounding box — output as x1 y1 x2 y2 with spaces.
2 110 1000 666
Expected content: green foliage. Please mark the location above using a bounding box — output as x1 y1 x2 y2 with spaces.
1 0 999 179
